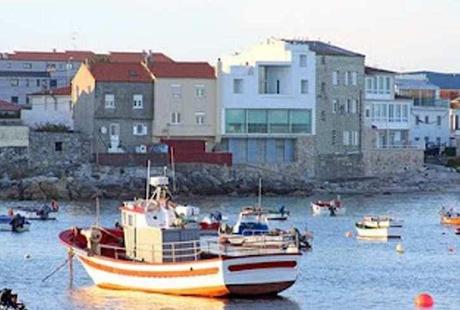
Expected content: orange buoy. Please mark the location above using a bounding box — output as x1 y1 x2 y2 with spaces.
345 231 353 238
414 293 434 308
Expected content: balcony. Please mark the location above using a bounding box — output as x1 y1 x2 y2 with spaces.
258 65 290 95
414 98 449 108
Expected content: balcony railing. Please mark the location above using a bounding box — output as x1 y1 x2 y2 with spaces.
413 98 449 108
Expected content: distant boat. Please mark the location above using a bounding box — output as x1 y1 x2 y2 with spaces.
0 214 30 233
355 219 402 239
13 200 59 220
311 196 345 216
265 206 290 221
440 208 460 225
361 215 403 228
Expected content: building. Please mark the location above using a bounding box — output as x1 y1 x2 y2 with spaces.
395 76 451 148
217 38 316 174
0 50 95 105
292 40 366 179
22 86 73 129
0 99 22 125
364 67 412 148
403 71 460 100
72 62 154 154
148 61 217 145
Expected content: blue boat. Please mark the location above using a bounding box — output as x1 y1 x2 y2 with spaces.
0 214 31 232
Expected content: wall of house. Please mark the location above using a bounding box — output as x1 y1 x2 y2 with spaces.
410 106 451 148
0 125 29 147
22 94 74 129
363 148 424 176
93 81 154 153
153 78 217 141
72 64 95 137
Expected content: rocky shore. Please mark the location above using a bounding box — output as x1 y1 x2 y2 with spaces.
0 163 459 201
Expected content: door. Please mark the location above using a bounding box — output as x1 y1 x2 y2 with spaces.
109 123 120 149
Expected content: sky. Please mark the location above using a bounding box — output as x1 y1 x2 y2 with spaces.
1 0 459 72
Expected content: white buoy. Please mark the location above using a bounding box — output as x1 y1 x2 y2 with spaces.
24 253 31 260
396 243 405 254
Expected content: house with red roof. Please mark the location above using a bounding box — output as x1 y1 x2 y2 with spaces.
72 62 154 154
0 99 22 125
148 61 218 145
22 86 74 129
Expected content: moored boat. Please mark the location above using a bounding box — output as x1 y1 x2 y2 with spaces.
440 208 460 225
311 196 345 216
265 206 290 221
355 221 401 239
361 215 403 228
0 214 30 233
13 200 59 220
59 176 301 297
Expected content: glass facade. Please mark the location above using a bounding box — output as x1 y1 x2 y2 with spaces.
225 109 312 134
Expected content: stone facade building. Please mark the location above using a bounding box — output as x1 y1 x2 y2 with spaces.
286 40 366 179
72 62 154 154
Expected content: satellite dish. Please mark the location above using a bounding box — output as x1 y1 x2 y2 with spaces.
100 126 107 134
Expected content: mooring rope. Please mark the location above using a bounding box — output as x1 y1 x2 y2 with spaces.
41 250 74 282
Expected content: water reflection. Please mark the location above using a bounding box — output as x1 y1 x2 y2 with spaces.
68 286 300 310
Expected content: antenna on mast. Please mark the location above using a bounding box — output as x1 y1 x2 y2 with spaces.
145 160 151 200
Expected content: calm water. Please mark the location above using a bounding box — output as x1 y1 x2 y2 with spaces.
1 193 459 310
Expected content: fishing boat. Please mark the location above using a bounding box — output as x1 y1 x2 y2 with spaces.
265 206 290 221
355 220 401 239
0 214 30 232
361 216 403 228
0 288 27 310
13 200 59 220
199 212 225 233
440 208 460 225
175 204 200 222
59 176 301 297
311 196 345 216
218 207 311 250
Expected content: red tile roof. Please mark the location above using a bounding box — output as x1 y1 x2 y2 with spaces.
108 52 174 63
0 100 22 111
7 50 95 62
90 63 153 83
29 85 71 96
149 62 215 79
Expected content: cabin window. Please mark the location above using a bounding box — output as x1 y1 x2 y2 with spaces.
128 215 133 226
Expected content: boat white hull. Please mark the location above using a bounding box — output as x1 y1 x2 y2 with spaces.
73 251 300 297
311 203 346 216
355 225 401 238
0 222 30 232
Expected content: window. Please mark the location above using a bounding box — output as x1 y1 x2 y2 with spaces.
437 115 442 126
346 99 352 113
351 100 358 114
290 110 311 133
275 139 285 162
425 115 429 124
195 85 206 98
321 82 326 93
25 79 30 87
11 96 18 104
36 79 41 87
195 112 205 125
388 104 394 122
365 108 370 118
352 131 359 146
133 123 147 136
332 99 339 113
378 77 384 94
50 79 57 88
366 78 372 92
104 94 115 108
268 110 289 133
300 80 308 94
54 142 63 152
171 112 181 124
23 63 32 69
385 77 391 93
233 79 243 94
226 109 246 133
402 105 408 121
47 64 56 71
332 71 339 85
299 54 307 67
10 79 19 87
416 115 420 125
352 72 357 86
331 130 337 145
344 72 350 86
343 131 350 146
248 110 268 133
133 94 143 109
171 84 182 98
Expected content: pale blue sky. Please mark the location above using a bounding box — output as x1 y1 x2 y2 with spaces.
1 0 459 72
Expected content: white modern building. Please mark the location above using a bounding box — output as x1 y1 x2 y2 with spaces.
395 76 451 149
22 86 74 129
364 67 413 148
217 38 316 164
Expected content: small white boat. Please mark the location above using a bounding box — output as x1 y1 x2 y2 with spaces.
355 222 401 239
311 197 345 216
175 204 200 221
265 206 290 221
13 200 59 220
361 216 403 228
0 215 31 232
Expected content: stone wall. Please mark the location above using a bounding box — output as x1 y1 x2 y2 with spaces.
315 153 365 180
363 148 424 176
0 146 28 177
28 131 91 173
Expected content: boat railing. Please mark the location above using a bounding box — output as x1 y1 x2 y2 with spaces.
201 237 297 257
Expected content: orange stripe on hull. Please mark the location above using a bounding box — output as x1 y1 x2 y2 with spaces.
441 216 460 225
97 283 230 297
80 256 219 278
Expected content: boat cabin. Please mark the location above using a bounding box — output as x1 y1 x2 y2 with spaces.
232 208 270 235
120 176 201 263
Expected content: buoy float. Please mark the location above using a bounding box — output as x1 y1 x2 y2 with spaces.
414 293 434 308
345 231 353 238
396 243 405 254
448 246 455 253
24 254 31 260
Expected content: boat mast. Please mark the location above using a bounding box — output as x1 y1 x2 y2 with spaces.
95 196 100 227
145 160 151 200
258 178 262 208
